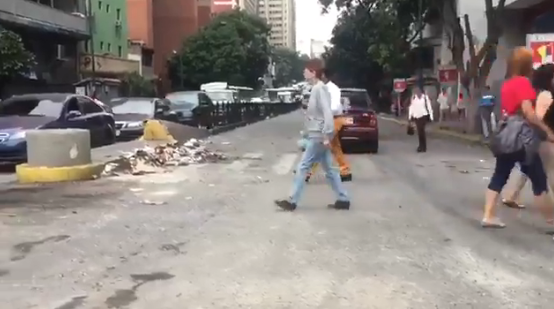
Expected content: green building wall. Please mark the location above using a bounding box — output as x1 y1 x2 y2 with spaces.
87 0 129 58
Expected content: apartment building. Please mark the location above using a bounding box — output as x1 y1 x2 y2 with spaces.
433 0 554 89
258 0 296 49
0 0 89 95
126 0 155 79
80 0 142 80
238 0 258 15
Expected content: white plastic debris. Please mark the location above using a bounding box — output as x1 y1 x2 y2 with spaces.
102 139 226 176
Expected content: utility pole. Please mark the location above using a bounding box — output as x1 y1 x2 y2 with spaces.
86 0 96 95
417 0 424 90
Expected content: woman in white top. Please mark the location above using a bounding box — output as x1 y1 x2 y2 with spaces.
409 87 434 152
437 88 449 122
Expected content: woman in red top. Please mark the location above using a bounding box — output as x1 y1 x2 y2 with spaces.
482 47 554 228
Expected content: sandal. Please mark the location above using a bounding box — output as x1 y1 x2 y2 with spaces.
481 217 506 228
502 199 526 209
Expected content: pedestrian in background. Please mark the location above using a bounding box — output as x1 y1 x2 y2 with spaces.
479 85 496 138
275 59 350 211
408 87 433 153
482 47 554 228
438 87 450 122
502 63 554 209
456 91 466 121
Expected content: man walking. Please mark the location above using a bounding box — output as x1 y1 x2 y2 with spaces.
479 85 496 138
306 68 352 182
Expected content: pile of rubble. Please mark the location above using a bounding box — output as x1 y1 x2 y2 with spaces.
102 138 226 176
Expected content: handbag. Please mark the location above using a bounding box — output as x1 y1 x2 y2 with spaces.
407 123 415 135
489 115 539 162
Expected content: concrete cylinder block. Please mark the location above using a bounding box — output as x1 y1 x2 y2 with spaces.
26 129 92 167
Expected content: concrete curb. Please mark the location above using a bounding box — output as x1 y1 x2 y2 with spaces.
15 162 105 184
378 116 484 145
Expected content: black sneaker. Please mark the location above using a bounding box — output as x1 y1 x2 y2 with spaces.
305 175 311 182
275 199 297 211
328 200 350 210
340 174 352 182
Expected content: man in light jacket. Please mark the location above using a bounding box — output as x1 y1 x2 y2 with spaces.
275 59 350 211
306 68 352 182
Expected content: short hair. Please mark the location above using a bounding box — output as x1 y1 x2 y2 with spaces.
305 58 324 79
532 63 554 92
506 47 533 78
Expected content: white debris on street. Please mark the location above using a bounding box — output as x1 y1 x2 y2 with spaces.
102 138 227 176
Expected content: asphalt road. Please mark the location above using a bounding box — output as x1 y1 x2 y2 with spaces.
1 111 554 309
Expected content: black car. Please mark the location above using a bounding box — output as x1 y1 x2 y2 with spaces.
0 93 116 163
109 97 175 141
165 91 215 128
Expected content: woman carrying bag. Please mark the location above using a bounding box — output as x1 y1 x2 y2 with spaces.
408 87 433 152
482 47 554 228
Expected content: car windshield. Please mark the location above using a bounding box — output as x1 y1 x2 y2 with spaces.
341 91 372 108
166 92 198 110
0 96 66 117
206 91 235 102
109 98 153 115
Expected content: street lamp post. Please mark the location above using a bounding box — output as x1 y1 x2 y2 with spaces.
172 50 184 90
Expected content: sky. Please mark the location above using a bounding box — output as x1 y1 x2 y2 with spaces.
295 0 339 54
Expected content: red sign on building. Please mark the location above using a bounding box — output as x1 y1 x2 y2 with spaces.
393 78 407 93
528 33 554 69
438 67 458 84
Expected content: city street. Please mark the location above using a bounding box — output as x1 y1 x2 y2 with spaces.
1 111 554 308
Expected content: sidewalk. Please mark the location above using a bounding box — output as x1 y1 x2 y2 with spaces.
379 114 483 144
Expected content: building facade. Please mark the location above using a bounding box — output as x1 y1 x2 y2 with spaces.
152 0 199 92
258 0 296 49
126 0 155 79
0 0 89 95
238 0 258 15
197 0 212 28
435 0 554 90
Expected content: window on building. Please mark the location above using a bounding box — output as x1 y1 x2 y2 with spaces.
107 43 111 52
116 8 121 20
118 46 122 57
106 4 110 12
98 1 102 9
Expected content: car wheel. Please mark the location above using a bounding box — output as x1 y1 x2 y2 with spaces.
104 125 116 145
367 140 379 154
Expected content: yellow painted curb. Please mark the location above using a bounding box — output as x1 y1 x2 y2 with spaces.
15 163 105 184
140 120 176 142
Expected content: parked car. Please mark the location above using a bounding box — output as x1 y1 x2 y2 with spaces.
339 88 379 153
109 97 175 141
165 91 215 128
0 93 116 163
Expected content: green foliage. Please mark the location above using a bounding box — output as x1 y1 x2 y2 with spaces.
120 72 156 97
0 28 35 80
272 48 309 87
321 0 438 91
168 10 271 90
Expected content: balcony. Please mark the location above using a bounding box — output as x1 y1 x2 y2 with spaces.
80 53 140 77
0 0 88 38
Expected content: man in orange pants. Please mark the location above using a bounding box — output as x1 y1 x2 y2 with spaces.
306 69 352 182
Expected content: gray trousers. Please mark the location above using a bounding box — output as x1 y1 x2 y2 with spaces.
479 105 495 138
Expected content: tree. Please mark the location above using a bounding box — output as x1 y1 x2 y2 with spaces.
168 10 271 90
0 27 35 96
120 72 156 97
272 48 309 87
438 0 507 131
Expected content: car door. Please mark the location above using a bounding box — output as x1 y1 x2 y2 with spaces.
77 96 106 147
61 97 88 130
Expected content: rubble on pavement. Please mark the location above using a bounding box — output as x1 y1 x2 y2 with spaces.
102 138 226 176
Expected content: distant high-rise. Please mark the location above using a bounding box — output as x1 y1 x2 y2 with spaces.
212 0 258 15
258 0 296 50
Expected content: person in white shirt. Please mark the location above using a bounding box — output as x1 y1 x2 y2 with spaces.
409 87 434 152
437 87 450 122
307 68 352 182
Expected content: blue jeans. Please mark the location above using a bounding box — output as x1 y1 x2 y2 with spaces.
290 138 349 204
